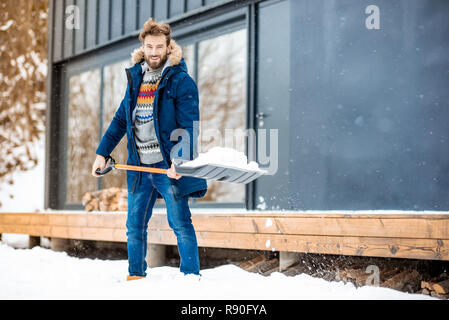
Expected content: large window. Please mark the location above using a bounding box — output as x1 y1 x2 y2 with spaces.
181 28 248 204
66 59 131 204
66 69 101 204
65 27 248 207
100 60 129 190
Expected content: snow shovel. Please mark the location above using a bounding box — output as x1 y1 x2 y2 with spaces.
95 156 266 184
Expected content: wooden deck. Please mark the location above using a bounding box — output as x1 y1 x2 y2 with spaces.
1 210 449 261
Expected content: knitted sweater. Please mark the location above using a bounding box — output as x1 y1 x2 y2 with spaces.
133 65 164 164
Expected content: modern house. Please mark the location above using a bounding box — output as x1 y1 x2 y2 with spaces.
2 0 449 263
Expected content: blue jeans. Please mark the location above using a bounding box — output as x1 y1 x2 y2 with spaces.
126 160 200 277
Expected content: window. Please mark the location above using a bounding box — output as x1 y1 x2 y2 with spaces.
100 60 129 190
65 26 248 207
66 59 131 205
66 69 101 204
181 28 248 204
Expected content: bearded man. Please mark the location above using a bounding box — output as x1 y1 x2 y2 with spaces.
91 18 207 280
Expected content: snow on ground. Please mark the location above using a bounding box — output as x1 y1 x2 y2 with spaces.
0 137 45 212
0 235 435 300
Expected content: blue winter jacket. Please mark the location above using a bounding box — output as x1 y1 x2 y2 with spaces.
96 40 208 200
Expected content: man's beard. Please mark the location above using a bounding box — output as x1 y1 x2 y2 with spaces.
145 52 168 70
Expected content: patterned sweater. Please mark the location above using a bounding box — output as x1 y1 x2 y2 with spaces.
133 65 164 164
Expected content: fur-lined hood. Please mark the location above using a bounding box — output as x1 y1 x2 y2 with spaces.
130 39 183 66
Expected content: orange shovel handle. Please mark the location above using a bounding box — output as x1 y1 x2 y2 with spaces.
114 164 168 175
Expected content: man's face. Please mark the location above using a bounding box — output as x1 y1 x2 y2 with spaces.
142 34 170 70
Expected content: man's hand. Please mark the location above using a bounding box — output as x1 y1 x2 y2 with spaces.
91 155 106 177
167 162 182 180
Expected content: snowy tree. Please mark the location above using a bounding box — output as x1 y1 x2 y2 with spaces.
0 0 48 206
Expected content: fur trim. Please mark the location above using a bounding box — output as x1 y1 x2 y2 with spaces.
131 39 183 66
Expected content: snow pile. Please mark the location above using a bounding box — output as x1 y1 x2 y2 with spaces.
0 20 14 31
0 137 45 212
257 196 268 210
0 238 435 300
181 147 263 171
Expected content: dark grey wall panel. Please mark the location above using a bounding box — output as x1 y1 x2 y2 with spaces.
53 0 64 61
110 0 124 39
63 0 75 59
170 0 185 18
85 0 98 48
289 0 449 210
138 0 153 28
74 0 86 54
186 0 203 11
205 0 221 6
124 0 138 34
52 0 234 62
154 0 168 20
255 0 291 210
98 0 111 43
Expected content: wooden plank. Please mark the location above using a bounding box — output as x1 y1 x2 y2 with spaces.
148 230 449 261
0 225 51 237
190 212 449 219
0 224 126 242
47 214 87 227
86 214 127 229
2 212 449 261
2 211 449 219
147 214 449 239
29 214 49 226
2 212 449 239
0 213 126 228
1 214 32 225
51 225 126 242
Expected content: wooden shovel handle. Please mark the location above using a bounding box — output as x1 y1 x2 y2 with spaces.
114 164 168 175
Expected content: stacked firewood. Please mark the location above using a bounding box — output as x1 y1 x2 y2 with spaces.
237 252 449 299
337 267 422 292
336 267 449 299
239 254 279 276
421 277 449 299
82 188 128 212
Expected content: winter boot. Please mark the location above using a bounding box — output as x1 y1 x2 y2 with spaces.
126 275 146 281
